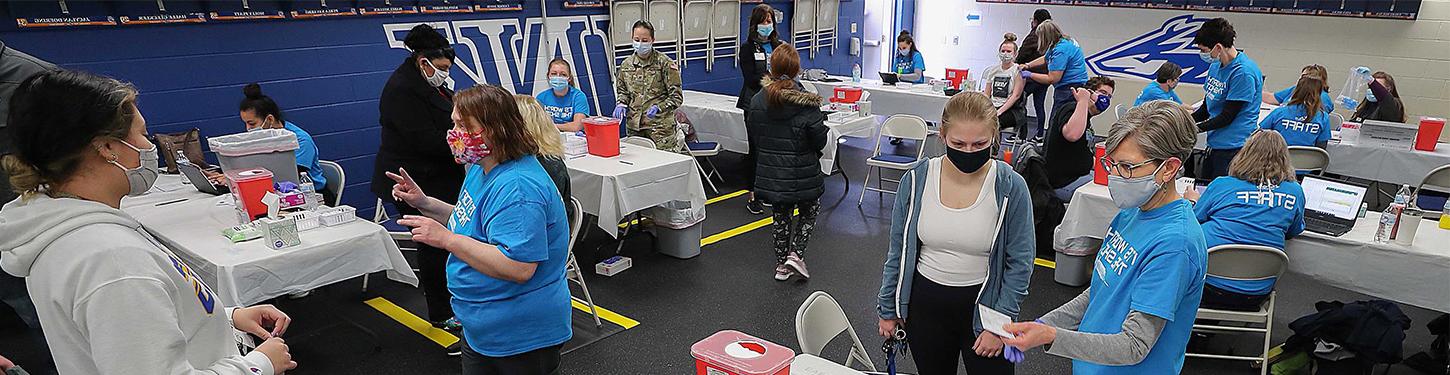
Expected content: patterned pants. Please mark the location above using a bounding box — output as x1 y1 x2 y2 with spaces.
770 200 821 265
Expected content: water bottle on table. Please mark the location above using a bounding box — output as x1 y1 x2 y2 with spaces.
298 172 320 210
1337 66 1373 111
852 63 862 83
1374 184 1412 243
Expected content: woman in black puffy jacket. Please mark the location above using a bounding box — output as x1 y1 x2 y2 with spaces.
737 4 787 214
745 47 827 282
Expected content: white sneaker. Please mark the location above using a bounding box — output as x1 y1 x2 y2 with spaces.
774 265 794 281
785 254 810 279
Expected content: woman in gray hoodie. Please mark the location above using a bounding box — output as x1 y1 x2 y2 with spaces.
0 70 296 375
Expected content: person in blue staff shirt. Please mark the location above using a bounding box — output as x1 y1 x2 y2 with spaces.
238 83 333 203
1191 18 1264 180
1258 75 1332 149
1019 20 1090 115
1262 64 1333 114
1134 62 1182 106
894 31 927 84
536 58 591 132
1183 130 1304 312
1004 101 1207 375
392 85 571 375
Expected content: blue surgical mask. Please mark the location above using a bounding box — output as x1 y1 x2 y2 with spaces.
1198 51 1214 64
1107 162 1165 209
549 76 569 91
757 23 773 37
1095 93 1112 112
633 41 653 56
1366 91 1378 102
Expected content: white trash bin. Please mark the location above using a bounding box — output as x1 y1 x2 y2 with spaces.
1052 226 1101 287
208 129 300 183
648 200 706 259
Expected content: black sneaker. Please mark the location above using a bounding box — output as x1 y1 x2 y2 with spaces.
446 341 463 357
746 199 765 215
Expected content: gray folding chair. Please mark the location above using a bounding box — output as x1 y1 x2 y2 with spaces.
317 160 345 207
1186 244 1288 375
565 197 602 327
859 115 928 205
795 291 878 371
1286 146 1329 175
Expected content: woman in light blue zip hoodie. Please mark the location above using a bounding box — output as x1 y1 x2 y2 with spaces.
876 91 1036 374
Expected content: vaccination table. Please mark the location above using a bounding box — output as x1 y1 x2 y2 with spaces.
803 76 953 123
1054 178 1450 313
119 175 419 306
1324 134 1450 186
681 90 879 174
567 142 708 238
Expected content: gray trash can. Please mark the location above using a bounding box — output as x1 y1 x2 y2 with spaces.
208 129 300 183
648 200 706 259
1052 226 1101 287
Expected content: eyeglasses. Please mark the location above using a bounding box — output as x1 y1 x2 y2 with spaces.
1100 158 1160 178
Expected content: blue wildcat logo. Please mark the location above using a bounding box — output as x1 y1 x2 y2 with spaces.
1086 15 1210 86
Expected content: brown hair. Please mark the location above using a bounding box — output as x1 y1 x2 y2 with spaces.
547 58 574 87
1035 20 1068 55
453 85 539 162
1287 75 1325 116
764 46 802 109
1086 76 1116 91
940 90 999 135
513 95 564 158
747 4 778 44
4 70 138 196
1301 64 1328 92
1000 32 1018 51
1228 130 1295 185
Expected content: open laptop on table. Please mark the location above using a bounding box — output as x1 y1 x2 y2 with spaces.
1301 175 1368 237
878 72 899 85
178 161 229 195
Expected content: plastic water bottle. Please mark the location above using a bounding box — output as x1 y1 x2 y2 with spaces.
1337 66 1373 111
1374 184 1412 243
175 150 191 166
298 172 320 210
852 63 862 83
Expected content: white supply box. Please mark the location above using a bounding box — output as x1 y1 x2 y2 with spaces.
1359 120 1418 150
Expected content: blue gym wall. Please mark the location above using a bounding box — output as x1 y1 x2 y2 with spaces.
0 1 866 219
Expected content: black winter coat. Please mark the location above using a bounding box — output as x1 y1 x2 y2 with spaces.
737 38 786 109
746 77 829 204
371 60 466 205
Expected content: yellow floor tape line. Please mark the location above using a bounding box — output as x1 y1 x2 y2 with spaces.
699 208 796 247
364 297 460 348
571 297 641 329
706 190 750 205
1034 258 1056 269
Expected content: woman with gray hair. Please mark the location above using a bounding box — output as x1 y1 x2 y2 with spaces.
1002 100 1209 374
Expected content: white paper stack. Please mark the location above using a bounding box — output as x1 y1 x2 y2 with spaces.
563 132 589 158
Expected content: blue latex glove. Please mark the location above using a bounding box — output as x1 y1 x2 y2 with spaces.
646 105 660 119
1353 66 1371 76
612 104 628 119
1004 345 1025 363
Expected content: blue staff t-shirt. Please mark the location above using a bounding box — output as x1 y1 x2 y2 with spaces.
536 87 592 125
1046 39 1090 87
1194 177 1305 295
1259 104 1332 147
1077 199 1207 375
281 121 326 190
1273 86 1335 113
446 157 572 357
893 50 926 83
1203 52 1264 150
1134 83 1182 106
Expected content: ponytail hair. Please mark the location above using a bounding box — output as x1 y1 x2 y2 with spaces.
764 47 802 109
239 83 283 123
897 30 918 54
1001 32 1018 48
4 70 137 196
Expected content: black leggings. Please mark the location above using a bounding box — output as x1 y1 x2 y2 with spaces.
393 202 455 322
770 200 820 264
1201 283 1271 312
906 273 1015 375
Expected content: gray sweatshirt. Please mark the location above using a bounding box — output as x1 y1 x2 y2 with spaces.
1038 288 1168 366
0 195 275 375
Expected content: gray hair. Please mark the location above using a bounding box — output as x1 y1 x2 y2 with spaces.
1035 20 1067 55
1105 100 1198 172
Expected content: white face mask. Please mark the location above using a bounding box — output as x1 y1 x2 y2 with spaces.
1106 162 1166 209
423 59 450 88
999 52 1014 62
107 139 160 197
633 41 653 56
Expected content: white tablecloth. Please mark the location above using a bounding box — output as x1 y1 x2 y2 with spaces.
681 90 878 174
1326 137 1450 186
804 76 952 123
1055 177 1450 313
120 175 419 306
567 144 708 237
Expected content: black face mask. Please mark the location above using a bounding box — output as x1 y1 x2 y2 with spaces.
945 145 992 174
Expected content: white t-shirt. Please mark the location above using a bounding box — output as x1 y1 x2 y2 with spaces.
982 64 1020 109
915 158 1000 287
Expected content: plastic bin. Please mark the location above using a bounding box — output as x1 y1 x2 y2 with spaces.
691 330 793 375
831 86 863 103
583 117 621 157
1092 142 1108 185
649 200 706 259
944 68 970 90
208 129 300 183
226 168 274 222
1053 227 1102 287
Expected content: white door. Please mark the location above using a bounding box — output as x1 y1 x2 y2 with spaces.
861 0 895 76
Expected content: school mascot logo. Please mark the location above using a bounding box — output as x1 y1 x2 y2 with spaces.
1086 15 1210 86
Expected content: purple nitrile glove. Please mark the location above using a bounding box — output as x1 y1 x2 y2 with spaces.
1020 70 1033 79
612 104 628 119
1004 345 1025 363
646 105 660 119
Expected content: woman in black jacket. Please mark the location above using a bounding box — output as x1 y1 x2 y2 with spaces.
738 4 786 215
370 24 467 346
746 47 828 282
1350 71 1406 124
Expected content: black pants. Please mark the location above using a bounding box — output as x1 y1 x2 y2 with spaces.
1023 81 1049 137
393 202 455 322
770 200 820 264
1202 148 1241 181
906 273 1015 375
997 106 1026 138
1201 283 1270 312
462 344 562 375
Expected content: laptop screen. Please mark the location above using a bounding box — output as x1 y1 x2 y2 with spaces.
1302 176 1367 220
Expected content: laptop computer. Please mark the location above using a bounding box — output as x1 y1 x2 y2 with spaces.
178 161 229 195
1301 175 1367 237
878 72 899 85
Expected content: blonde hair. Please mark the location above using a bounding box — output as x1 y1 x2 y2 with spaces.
1034 20 1068 55
940 90 999 135
513 95 564 158
1228 130 1295 185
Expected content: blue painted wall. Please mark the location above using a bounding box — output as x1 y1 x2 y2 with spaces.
0 1 864 218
